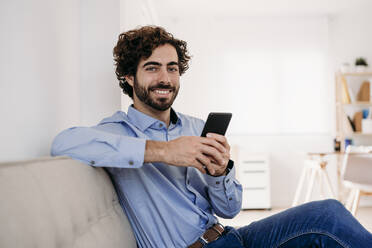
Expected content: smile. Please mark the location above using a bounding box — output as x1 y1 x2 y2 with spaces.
152 89 172 95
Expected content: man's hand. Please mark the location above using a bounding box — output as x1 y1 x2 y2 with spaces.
205 133 231 176
144 134 231 176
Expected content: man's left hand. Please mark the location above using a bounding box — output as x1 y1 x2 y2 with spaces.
205 133 231 176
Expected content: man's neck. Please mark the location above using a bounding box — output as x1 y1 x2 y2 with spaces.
132 101 171 127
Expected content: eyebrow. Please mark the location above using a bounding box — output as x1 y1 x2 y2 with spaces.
142 61 179 67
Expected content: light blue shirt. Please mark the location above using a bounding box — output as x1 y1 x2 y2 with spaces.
51 106 242 248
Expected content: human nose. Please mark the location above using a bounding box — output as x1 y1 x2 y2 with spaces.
158 67 170 83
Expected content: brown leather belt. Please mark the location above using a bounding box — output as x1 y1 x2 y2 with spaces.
188 223 224 248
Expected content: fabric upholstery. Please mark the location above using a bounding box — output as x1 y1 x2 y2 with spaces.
0 156 137 248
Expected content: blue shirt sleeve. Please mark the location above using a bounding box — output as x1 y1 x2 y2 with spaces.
51 126 146 168
205 163 242 219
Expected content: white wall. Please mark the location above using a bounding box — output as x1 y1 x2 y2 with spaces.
80 0 121 125
329 7 372 72
0 0 120 161
168 16 331 133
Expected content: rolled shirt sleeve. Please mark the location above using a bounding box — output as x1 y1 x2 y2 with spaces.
205 161 243 219
51 126 146 168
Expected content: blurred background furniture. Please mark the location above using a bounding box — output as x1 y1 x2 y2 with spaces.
292 153 336 207
0 156 137 248
335 72 372 153
235 150 271 210
342 146 372 216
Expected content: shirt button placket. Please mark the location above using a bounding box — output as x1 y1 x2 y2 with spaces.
166 130 170 141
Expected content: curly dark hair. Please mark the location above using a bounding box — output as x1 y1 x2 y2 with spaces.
113 25 191 98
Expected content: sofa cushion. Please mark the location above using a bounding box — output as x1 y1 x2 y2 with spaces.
0 156 137 248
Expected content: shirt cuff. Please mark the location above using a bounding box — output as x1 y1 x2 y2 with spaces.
205 160 236 189
116 136 146 168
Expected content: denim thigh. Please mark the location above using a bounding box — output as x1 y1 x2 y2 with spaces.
208 199 372 248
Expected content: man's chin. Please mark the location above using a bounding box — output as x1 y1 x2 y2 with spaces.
150 103 172 111
146 99 173 111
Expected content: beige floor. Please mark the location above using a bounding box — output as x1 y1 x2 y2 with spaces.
218 207 372 233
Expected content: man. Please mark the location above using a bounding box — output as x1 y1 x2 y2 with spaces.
52 26 372 248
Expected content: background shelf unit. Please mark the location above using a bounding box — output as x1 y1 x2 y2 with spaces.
335 72 372 152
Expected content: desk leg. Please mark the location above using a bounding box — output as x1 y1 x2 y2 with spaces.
322 168 336 199
305 168 317 203
336 153 347 203
292 165 308 207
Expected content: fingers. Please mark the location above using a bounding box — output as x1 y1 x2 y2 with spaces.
201 137 226 154
196 154 220 175
206 133 230 152
200 134 230 165
205 133 231 164
199 144 226 166
194 159 207 174
165 136 230 175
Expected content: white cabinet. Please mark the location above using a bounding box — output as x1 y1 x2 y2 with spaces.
236 152 271 209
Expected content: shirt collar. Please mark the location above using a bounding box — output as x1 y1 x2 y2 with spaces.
99 111 128 125
127 105 181 132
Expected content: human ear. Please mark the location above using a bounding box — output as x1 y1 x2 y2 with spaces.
125 75 134 87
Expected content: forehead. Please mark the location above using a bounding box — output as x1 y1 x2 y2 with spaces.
139 44 178 66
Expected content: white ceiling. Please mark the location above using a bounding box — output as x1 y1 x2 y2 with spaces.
153 0 372 18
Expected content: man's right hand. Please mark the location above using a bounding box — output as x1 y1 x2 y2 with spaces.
144 136 227 175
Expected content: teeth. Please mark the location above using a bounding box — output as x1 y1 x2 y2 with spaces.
155 90 170 94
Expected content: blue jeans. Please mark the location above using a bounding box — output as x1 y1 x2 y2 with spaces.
207 199 372 248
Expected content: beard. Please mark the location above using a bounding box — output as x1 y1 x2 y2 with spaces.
133 77 179 111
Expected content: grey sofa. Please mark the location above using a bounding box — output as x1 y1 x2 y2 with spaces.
0 156 137 248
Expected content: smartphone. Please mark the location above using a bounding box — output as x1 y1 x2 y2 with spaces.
201 112 232 137
201 112 232 175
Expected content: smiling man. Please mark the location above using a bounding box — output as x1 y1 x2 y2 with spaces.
51 26 372 248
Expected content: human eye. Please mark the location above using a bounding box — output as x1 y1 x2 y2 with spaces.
145 66 158 72
168 66 179 72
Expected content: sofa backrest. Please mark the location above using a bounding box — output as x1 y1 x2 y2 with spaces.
0 156 137 248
